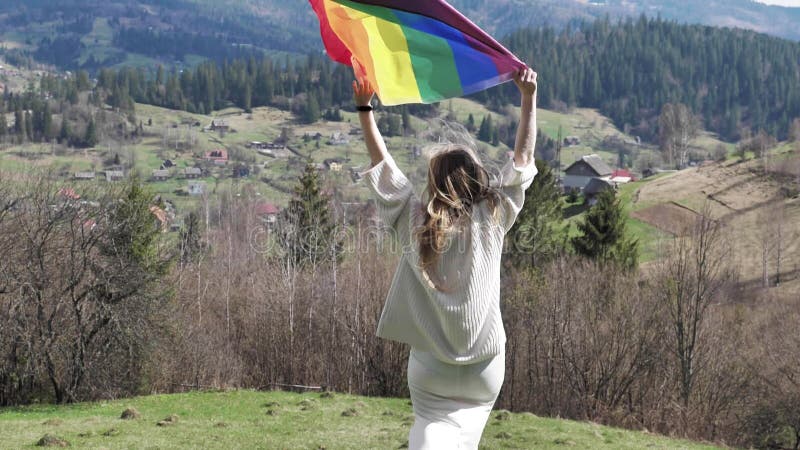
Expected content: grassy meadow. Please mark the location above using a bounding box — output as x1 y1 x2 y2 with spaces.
0 390 721 450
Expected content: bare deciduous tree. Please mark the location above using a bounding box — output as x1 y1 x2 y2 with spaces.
658 103 699 168
0 172 171 405
653 206 735 412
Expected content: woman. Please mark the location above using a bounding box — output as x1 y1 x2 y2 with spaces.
354 67 538 450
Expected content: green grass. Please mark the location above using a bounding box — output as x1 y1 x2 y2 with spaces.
0 390 720 450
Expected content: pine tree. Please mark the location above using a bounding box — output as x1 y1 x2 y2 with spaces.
401 108 412 133
13 108 24 136
466 113 476 132
571 189 638 269
302 95 320 124
104 176 167 274
277 161 339 266
85 118 98 148
59 118 71 144
24 111 33 142
507 160 565 267
478 114 493 142
387 113 402 137
179 211 203 263
42 103 53 141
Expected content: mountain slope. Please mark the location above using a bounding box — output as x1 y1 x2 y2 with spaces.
447 0 800 41
2 0 799 73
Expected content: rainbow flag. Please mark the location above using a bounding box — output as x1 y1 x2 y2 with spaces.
309 0 524 105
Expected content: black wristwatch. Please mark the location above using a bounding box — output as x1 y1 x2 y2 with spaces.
357 105 373 112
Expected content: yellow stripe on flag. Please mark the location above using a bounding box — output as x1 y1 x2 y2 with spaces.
325 1 422 104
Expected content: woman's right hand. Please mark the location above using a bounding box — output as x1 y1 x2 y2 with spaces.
513 67 537 98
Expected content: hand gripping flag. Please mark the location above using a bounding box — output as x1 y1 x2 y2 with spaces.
309 0 525 105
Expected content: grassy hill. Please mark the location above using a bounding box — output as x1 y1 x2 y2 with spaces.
0 389 721 449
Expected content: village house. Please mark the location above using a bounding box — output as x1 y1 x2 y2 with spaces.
324 157 346 172
204 149 228 165
208 119 230 132
327 132 350 146
562 154 613 192
247 141 285 150
187 181 206 196
152 169 171 181
254 202 280 227
232 164 250 178
104 170 125 182
184 167 202 179
74 171 96 181
610 169 636 184
583 177 615 205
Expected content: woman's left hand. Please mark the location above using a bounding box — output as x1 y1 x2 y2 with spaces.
352 75 375 108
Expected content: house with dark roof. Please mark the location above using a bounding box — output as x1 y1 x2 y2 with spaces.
209 119 229 132
562 154 613 192
583 178 615 204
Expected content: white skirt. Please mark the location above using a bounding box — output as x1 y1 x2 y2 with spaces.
407 348 505 450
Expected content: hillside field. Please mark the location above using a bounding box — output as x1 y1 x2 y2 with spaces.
0 389 721 450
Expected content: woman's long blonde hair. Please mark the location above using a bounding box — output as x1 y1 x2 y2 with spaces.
414 144 500 290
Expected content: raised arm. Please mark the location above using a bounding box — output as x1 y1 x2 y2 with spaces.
353 77 388 167
512 68 538 167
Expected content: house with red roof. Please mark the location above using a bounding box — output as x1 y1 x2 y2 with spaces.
254 202 280 227
611 169 636 184
204 149 228 165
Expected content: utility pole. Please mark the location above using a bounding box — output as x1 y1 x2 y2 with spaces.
556 125 563 183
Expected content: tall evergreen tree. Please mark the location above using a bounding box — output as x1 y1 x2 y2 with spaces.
179 211 203 263
84 118 98 148
466 113 476 132
507 160 565 267
42 103 53 141
59 118 71 144
24 111 33 142
571 189 638 269
302 95 320 124
478 114 493 142
13 108 24 137
277 161 339 266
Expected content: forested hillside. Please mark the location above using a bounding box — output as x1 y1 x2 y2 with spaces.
94 17 800 145
2 0 800 73
0 0 316 70
489 17 800 141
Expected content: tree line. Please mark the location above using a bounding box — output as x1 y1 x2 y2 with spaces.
93 16 800 147
0 71 119 148
483 15 800 142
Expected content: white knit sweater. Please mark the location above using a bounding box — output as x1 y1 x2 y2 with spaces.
360 154 537 365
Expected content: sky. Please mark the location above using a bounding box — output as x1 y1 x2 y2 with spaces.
754 0 800 6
